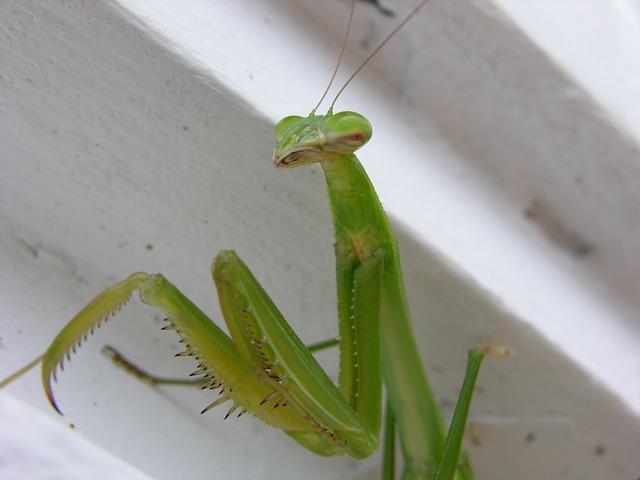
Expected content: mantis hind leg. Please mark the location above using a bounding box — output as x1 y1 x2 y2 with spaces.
100 338 340 387
101 345 210 387
381 349 485 480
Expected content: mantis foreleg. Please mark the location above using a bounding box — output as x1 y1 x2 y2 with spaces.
8 250 380 457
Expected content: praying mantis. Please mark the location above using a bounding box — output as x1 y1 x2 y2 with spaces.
0 1 491 479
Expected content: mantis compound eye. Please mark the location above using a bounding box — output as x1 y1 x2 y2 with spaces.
321 111 372 153
274 115 304 142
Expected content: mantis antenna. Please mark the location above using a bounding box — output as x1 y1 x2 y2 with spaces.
310 0 357 115
326 0 432 113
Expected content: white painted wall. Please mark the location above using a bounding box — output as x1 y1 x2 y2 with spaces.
1 1 638 479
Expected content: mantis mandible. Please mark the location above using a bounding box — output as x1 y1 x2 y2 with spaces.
1 1 486 478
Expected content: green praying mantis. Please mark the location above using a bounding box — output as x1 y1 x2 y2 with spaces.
1 1 490 479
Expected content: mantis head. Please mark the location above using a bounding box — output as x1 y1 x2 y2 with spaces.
272 111 372 168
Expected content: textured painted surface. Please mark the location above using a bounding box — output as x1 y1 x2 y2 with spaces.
0 395 151 480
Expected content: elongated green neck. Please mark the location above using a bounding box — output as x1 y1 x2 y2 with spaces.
320 154 370 194
320 154 391 242
322 153 448 475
